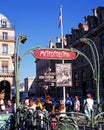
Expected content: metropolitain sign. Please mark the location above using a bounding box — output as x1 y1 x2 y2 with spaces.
34 49 76 60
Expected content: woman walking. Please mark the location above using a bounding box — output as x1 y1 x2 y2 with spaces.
83 93 94 118
73 95 80 118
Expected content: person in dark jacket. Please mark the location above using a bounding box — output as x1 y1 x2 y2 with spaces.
65 93 73 112
44 95 54 113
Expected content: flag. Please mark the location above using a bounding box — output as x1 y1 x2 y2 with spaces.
58 11 62 28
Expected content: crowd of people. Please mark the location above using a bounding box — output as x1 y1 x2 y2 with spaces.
0 96 16 114
0 93 95 130
0 92 94 119
21 92 94 120
65 92 94 118
23 95 54 114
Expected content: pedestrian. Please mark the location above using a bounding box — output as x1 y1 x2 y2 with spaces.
35 98 43 110
83 93 94 118
24 98 29 107
58 100 66 117
6 100 13 113
73 95 80 118
0 98 4 111
0 99 5 112
11 96 16 114
44 95 54 113
65 93 73 112
29 99 36 111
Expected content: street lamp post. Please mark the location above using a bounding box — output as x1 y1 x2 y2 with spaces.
79 38 100 112
14 34 27 110
12 34 27 126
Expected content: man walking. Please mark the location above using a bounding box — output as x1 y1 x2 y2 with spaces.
65 93 73 112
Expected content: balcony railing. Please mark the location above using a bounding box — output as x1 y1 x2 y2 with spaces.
0 36 15 42
0 70 14 77
0 24 15 29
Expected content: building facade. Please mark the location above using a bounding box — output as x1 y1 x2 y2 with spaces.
69 6 104 98
0 13 15 101
24 77 36 97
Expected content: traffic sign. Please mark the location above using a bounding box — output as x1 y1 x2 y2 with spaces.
44 72 55 75
44 75 54 79
51 83 55 86
44 79 56 82
39 76 44 79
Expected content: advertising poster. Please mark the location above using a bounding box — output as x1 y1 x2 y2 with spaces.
56 63 72 87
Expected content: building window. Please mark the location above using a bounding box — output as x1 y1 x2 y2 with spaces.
74 73 78 87
2 44 8 54
2 32 8 40
1 20 7 28
2 61 8 73
93 17 98 27
81 47 84 60
99 13 102 23
103 65 104 88
100 34 104 53
88 21 91 30
82 70 86 81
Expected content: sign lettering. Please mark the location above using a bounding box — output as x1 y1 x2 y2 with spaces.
34 49 76 60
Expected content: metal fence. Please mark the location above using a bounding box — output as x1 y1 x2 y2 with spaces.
0 113 14 130
15 105 104 130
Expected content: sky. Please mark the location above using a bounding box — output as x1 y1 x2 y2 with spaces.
0 0 104 82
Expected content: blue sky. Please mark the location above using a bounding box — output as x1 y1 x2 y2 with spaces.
0 0 104 82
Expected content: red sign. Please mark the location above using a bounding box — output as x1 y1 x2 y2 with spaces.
43 85 48 89
34 49 76 60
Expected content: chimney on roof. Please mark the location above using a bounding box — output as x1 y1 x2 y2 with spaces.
93 8 97 17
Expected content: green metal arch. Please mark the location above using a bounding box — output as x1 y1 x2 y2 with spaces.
19 47 41 66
